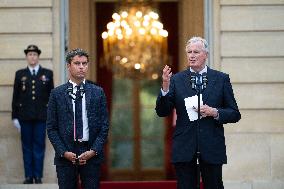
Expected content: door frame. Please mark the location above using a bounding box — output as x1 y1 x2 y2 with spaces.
68 0 204 180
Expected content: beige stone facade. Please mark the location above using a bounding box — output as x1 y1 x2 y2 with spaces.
0 0 283 188
0 0 60 184
212 0 284 188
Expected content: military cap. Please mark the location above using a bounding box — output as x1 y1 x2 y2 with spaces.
24 44 41 55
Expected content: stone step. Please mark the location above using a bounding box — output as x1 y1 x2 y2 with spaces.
0 184 58 189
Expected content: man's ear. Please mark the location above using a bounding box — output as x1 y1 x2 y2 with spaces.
66 63 70 70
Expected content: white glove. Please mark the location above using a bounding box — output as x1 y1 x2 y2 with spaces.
12 119 21 132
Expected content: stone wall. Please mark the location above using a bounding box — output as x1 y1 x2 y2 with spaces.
0 0 60 183
213 0 284 188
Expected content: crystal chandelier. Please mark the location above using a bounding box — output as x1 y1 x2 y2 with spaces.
101 1 168 80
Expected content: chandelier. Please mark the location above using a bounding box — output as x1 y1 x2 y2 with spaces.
101 1 169 80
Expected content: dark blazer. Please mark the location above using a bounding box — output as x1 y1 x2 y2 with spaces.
46 82 109 166
12 66 54 121
156 67 241 164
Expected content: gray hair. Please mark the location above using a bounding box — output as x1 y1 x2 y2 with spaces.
185 36 209 53
65 48 89 64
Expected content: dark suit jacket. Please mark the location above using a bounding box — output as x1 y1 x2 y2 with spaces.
12 66 54 121
156 67 241 164
46 82 109 166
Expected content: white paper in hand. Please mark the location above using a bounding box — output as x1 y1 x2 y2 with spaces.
184 94 203 121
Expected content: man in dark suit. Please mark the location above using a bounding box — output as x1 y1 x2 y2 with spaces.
12 44 54 184
156 36 241 189
46 48 109 189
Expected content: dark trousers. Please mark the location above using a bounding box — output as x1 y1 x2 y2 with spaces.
56 143 101 189
174 159 224 189
20 120 46 179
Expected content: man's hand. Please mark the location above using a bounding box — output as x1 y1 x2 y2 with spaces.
195 104 218 118
12 119 21 132
63 152 77 164
78 150 97 165
162 65 172 92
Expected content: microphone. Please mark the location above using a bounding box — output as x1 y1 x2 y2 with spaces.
190 72 208 91
67 83 85 100
202 73 208 89
190 72 196 89
77 84 85 99
67 84 76 100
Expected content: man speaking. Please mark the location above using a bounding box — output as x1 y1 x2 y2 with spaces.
156 36 241 189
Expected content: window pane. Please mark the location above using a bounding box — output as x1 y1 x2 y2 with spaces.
111 140 133 169
112 78 132 105
140 80 160 106
141 139 164 168
111 106 133 137
141 107 164 137
110 77 165 171
140 75 164 168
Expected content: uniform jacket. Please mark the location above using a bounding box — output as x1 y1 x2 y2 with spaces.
156 67 241 164
46 82 109 165
12 66 54 121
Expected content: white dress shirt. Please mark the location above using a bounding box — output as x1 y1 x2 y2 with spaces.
69 79 89 141
28 64 40 75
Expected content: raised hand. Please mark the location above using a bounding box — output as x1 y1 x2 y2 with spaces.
162 65 172 92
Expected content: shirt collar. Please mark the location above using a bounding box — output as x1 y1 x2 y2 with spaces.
190 65 207 74
28 64 40 74
69 79 86 89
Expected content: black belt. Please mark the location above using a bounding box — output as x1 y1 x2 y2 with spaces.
74 141 89 147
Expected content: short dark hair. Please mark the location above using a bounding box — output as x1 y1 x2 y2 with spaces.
65 48 89 64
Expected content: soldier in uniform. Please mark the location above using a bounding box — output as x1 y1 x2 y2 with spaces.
11 45 54 184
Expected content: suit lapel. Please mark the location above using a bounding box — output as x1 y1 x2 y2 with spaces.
24 67 31 76
36 66 43 81
64 83 74 115
183 69 198 97
37 66 42 76
84 83 91 112
202 67 217 104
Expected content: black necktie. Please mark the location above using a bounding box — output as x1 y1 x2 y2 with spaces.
75 86 83 140
32 69 36 76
